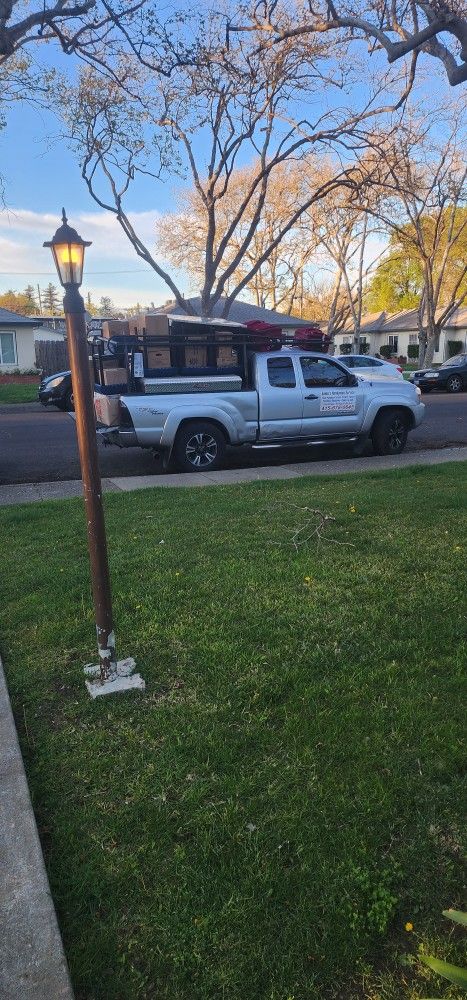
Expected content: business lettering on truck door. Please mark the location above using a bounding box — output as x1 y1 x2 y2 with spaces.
319 389 357 414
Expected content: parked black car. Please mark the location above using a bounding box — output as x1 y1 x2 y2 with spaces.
409 353 467 393
39 371 74 411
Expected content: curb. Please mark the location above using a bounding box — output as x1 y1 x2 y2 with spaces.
0 656 74 999
0 402 43 414
0 446 466 507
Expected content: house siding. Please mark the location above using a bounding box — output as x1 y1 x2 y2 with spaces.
333 311 467 361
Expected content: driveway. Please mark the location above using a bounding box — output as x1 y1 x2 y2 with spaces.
0 394 466 485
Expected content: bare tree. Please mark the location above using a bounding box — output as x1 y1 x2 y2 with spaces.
0 1 147 67
229 0 467 87
298 170 386 345
358 115 467 365
62 13 413 318
155 161 320 314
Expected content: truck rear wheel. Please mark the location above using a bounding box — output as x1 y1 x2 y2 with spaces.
173 421 226 473
371 409 409 456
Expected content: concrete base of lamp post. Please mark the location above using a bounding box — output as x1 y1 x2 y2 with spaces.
84 657 146 698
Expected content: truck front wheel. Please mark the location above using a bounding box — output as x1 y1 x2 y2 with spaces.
371 409 410 456
173 421 226 473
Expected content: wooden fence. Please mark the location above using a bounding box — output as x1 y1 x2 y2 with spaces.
35 339 69 376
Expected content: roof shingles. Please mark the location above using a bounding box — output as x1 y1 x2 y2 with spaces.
0 307 37 326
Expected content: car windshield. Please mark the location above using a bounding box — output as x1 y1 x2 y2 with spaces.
440 355 467 368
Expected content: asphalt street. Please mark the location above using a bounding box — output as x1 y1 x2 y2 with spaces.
0 394 466 485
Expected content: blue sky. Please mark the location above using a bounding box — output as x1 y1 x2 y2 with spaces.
1 74 183 309
0 34 452 311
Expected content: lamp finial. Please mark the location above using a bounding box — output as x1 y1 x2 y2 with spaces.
61 207 68 225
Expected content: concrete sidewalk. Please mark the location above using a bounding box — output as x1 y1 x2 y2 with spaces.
1 445 466 507
0 657 74 999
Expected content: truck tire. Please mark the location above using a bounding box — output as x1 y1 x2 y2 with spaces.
173 421 226 472
371 409 409 456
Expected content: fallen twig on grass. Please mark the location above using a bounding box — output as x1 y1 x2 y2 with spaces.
267 505 356 551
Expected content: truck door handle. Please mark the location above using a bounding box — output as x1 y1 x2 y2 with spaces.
305 393 318 399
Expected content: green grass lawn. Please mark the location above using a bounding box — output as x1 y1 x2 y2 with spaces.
0 382 39 403
0 465 465 1000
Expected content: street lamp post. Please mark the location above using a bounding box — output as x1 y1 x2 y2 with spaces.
44 210 144 698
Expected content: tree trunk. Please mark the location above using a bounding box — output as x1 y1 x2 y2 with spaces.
418 327 428 367
423 323 440 367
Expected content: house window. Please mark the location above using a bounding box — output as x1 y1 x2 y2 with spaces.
409 334 418 344
0 331 17 365
388 335 398 353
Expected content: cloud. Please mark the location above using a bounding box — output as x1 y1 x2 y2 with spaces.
0 206 187 306
0 206 160 262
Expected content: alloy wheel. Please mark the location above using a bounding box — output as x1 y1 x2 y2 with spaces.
185 432 218 468
388 417 405 451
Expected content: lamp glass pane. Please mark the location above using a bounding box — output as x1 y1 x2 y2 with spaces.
53 242 85 285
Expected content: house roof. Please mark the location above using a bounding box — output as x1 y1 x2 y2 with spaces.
0 307 37 326
334 304 467 336
382 309 420 332
154 297 313 327
443 305 467 328
339 311 387 333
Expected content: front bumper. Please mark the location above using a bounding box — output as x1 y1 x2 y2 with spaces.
413 401 425 426
414 377 443 390
39 387 65 405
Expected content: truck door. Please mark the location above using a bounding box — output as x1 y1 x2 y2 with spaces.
298 356 364 436
258 356 303 439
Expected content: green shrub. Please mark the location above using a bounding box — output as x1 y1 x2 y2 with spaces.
339 342 352 354
408 344 419 359
358 341 369 355
380 344 393 359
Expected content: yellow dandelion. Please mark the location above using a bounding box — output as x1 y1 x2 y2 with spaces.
405 921 413 932
349 504 357 513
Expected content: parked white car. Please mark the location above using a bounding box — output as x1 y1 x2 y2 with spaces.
336 354 404 379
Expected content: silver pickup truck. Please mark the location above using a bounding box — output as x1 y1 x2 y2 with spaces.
99 349 424 471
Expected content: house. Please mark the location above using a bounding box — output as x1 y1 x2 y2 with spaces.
333 306 467 361
153 297 313 330
0 308 65 372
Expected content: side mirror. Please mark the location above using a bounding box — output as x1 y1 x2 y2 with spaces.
349 374 359 387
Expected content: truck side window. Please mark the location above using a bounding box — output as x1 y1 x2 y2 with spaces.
300 358 349 388
267 357 296 388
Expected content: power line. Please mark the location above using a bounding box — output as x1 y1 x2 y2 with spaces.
0 268 151 276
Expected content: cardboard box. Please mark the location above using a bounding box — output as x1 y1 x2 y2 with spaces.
94 392 121 427
101 319 130 339
146 346 172 369
103 367 127 387
217 344 235 367
135 314 170 338
184 345 209 368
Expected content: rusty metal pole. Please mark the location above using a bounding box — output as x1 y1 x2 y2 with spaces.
63 286 117 683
